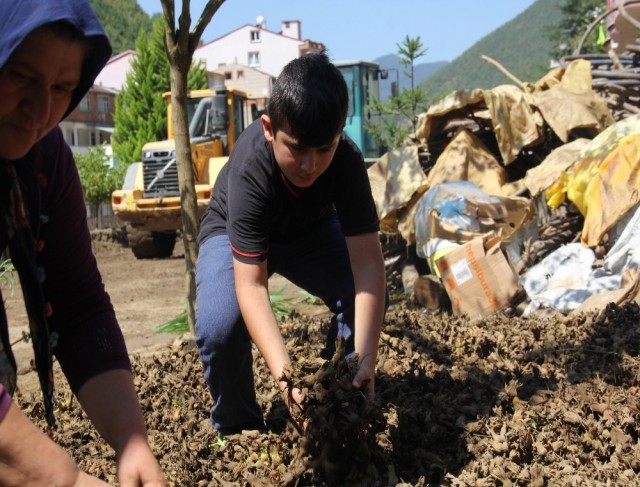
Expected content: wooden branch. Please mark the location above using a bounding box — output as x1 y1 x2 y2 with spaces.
177 0 191 51
481 55 525 88
191 0 226 52
607 48 623 71
160 0 176 53
623 101 640 113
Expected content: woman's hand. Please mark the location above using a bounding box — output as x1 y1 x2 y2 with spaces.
116 435 167 487
76 370 167 487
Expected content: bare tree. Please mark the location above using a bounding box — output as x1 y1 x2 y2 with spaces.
159 0 225 330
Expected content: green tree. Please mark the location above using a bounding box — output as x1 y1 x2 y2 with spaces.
112 15 207 165
367 36 432 149
548 0 605 59
89 0 152 54
75 145 127 229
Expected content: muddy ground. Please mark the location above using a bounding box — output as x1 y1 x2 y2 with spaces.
9 232 640 486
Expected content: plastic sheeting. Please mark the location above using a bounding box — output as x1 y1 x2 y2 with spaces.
523 139 590 196
425 128 509 196
414 85 542 167
368 59 615 247
522 203 640 315
528 60 613 143
415 181 534 275
414 60 612 165
367 145 428 241
545 114 640 247
415 181 533 246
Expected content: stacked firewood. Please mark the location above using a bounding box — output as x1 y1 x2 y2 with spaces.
563 2 640 121
561 52 640 121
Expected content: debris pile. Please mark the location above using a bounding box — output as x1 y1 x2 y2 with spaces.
371 31 640 321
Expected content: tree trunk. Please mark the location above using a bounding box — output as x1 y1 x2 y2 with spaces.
160 0 226 332
169 61 199 332
90 201 101 229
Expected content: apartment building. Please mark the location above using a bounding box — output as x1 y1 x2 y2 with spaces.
59 84 118 156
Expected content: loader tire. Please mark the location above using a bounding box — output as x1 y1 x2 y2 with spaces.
127 227 177 259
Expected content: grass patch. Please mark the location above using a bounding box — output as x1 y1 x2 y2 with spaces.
155 312 189 334
155 285 295 334
270 284 293 319
0 259 15 296
299 290 322 305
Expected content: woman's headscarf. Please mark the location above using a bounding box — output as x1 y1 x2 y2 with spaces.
0 0 112 118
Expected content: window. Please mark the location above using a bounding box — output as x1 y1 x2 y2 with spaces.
224 71 232 80
250 30 260 42
98 95 110 114
248 51 260 67
78 95 90 112
237 70 245 80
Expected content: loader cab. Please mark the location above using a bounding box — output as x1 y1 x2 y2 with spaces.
335 60 385 163
164 88 253 157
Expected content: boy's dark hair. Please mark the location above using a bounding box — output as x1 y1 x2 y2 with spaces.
267 51 348 147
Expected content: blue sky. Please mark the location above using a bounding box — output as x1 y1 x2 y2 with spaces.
138 0 538 63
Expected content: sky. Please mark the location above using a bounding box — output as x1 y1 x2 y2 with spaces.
137 0 538 63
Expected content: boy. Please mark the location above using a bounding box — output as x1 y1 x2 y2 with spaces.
195 51 387 435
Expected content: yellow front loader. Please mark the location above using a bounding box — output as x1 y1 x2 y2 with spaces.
112 88 255 258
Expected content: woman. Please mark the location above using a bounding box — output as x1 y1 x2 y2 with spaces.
0 1 167 485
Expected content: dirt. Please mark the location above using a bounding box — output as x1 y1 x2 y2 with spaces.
8 233 640 486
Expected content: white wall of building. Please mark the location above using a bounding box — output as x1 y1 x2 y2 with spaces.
214 63 274 100
280 20 301 40
94 50 136 91
195 22 304 78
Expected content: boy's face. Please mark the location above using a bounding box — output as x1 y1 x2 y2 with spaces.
261 115 339 188
0 27 85 160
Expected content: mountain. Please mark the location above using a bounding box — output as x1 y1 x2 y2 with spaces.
90 0 152 54
420 0 563 100
373 54 448 100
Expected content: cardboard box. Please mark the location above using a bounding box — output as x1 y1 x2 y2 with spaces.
436 232 523 321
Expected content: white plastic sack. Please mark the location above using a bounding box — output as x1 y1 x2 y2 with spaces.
522 203 640 315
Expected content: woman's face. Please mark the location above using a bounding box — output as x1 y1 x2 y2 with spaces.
0 27 85 160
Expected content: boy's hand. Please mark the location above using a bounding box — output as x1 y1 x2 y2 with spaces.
352 360 376 399
280 383 306 432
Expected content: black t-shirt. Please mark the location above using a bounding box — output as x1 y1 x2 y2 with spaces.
198 119 380 264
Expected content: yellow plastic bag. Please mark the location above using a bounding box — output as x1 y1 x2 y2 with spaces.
545 115 640 247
